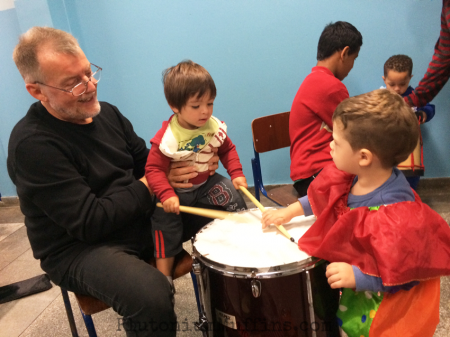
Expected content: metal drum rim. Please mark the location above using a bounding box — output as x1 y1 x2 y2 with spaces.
192 244 320 279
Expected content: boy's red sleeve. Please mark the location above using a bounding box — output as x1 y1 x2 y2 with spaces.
217 135 244 180
315 86 349 130
145 143 177 203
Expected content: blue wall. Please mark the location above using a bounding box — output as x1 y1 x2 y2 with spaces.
1 0 448 197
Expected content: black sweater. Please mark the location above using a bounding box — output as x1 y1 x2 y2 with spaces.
7 102 154 283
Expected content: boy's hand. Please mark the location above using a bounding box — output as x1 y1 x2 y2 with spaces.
232 176 248 190
415 110 427 123
162 196 180 214
326 262 356 289
261 201 304 229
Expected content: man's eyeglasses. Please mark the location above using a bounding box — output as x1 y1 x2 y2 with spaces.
35 63 102 96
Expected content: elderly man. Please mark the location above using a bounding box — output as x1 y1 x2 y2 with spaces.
8 27 216 336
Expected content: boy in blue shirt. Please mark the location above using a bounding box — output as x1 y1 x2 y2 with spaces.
382 54 435 190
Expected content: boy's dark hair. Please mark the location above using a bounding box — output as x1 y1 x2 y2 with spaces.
163 60 216 111
384 54 413 76
332 89 419 168
317 21 362 61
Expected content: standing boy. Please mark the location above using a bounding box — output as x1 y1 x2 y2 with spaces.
145 60 247 285
263 89 450 336
382 54 435 190
290 21 362 197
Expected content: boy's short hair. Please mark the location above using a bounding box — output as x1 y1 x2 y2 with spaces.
163 60 216 111
332 89 419 168
317 21 362 61
13 27 80 83
384 54 413 76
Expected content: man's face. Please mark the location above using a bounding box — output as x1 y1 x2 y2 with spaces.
382 70 412 95
37 49 100 124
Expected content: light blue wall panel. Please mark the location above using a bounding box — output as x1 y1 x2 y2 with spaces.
2 0 448 196
14 0 52 32
0 8 35 197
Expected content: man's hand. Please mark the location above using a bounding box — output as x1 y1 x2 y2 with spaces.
232 176 248 190
139 176 153 194
162 196 180 214
167 147 220 188
325 262 356 289
167 161 197 189
207 147 219 175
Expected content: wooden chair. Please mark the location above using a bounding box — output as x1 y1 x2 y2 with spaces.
251 111 299 206
61 249 193 337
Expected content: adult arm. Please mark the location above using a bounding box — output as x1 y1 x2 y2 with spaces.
167 147 219 189
405 3 450 107
12 136 153 244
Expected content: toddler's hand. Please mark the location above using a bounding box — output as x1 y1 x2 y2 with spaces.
415 110 427 123
232 176 248 190
325 262 356 289
261 208 293 229
162 196 180 214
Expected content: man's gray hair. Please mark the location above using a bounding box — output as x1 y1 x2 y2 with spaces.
13 27 81 83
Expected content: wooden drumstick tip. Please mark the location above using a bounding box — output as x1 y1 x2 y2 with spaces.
290 237 295 243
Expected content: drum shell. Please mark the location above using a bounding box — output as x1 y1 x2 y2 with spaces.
197 259 340 337
398 128 424 176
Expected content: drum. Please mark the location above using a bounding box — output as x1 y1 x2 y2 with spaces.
192 209 340 337
397 126 424 176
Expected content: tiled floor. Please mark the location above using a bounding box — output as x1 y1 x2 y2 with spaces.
0 181 449 337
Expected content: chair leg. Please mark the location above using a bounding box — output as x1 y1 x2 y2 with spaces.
79 307 98 337
190 271 201 315
61 288 79 337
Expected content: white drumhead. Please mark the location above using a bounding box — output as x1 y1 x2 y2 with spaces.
193 208 315 268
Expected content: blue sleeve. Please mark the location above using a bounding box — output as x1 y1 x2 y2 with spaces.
353 266 419 294
417 103 435 123
299 195 313 216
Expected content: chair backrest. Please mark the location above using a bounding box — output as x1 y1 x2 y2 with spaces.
251 111 290 153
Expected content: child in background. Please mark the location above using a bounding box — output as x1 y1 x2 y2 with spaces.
290 21 363 197
262 89 450 337
145 60 247 286
382 54 435 190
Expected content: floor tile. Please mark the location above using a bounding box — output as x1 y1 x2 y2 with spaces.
0 284 60 337
0 227 31 271
0 206 24 224
0 248 44 287
0 223 24 243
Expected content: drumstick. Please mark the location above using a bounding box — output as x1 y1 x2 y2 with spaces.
156 203 251 222
239 186 295 243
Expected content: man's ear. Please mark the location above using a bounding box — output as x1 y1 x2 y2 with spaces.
25 83 48 102
340 46 351 61
382 75 386 81
359 148 373 167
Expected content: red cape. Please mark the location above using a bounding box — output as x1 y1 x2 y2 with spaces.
298 164 450 285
